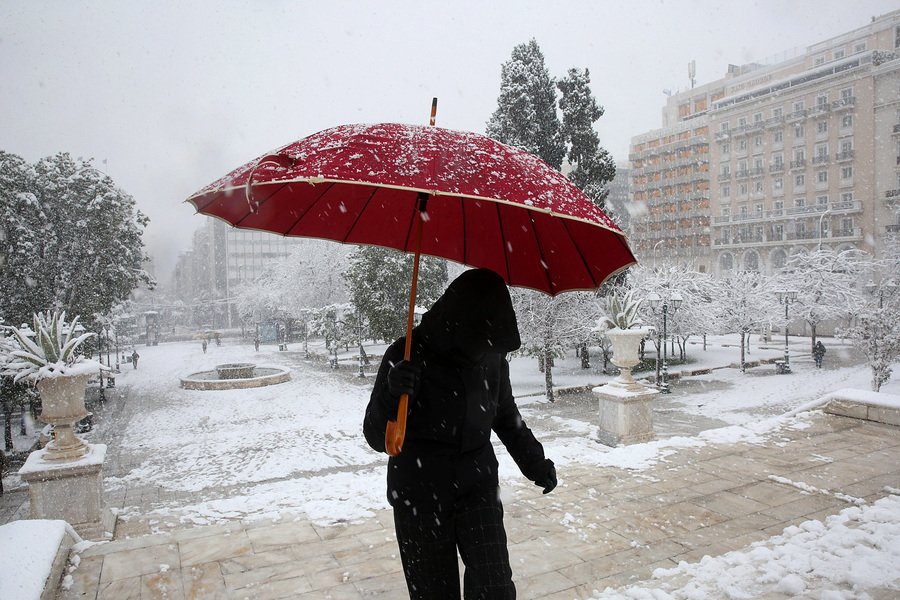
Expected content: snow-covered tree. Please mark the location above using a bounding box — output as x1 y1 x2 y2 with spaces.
512 290 593 402
557 67 616 208
713 272 778 371
777 248 872 353
486 39 566 170
840 284 900 391
343 246 448 343
0 152 154 329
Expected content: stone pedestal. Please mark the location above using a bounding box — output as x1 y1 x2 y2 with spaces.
19 443 114 540
594 383 659 447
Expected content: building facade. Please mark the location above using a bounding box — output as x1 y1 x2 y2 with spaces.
629 10 900 276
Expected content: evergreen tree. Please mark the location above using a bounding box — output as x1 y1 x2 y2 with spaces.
486 39 565 170
343 247 448 342
0 151 154 329
557 68 617 208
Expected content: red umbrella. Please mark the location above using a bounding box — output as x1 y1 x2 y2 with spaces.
187 117 636 454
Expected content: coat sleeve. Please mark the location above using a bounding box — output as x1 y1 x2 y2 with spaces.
363 339 405 453
491 357 552 482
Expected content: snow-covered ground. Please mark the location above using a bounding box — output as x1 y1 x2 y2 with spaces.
2 334 899 599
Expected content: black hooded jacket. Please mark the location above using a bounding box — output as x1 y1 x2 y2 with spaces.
363 269 552 504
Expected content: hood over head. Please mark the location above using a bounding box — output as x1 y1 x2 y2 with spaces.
417 268 521 361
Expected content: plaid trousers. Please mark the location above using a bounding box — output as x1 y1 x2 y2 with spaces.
392 482 515 600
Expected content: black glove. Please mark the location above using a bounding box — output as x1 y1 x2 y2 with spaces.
387 360 420 399
534 460 557 494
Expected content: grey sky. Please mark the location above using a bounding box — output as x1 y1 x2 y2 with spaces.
2 0 897 280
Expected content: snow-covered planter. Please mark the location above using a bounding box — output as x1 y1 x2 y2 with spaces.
1 311 101 460
605 326 653 388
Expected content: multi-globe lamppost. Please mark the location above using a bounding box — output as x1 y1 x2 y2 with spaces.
646 291 682 394
775 290 798 373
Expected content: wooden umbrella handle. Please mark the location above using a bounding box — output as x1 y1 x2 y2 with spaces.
385 193 428 456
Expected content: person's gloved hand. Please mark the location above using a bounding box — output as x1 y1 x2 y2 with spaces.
534 460 557 494
387 360 420 399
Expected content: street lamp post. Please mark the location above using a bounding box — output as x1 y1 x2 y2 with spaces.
775 290 798 373
817 209 831 251
646 291 683 394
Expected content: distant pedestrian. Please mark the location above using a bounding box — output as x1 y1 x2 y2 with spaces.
131 350 140 369
254 338 260 352
813 341 826 368
202 339 208 353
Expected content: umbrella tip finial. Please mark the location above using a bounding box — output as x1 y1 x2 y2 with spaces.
430 98 438 127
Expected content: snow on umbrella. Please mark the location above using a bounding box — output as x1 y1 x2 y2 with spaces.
186 119 637 454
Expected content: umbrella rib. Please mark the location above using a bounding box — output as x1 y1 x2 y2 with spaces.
277 182 337 236
561 218 601 290
526 210 556 296
493 201 512 283
341 186 380 243
233 182 291 228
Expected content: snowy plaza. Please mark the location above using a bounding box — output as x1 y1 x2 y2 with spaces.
2 335 899 599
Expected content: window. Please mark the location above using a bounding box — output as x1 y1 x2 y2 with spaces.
816 95 828 109
773 153 784 168
720 253 733 271
854 42 867 53
722 185 731 198
793 100 805 112
755 202 763 215
753 112 763 123
774 130 784 144
721 206 731 217
833 49 845 60
815 143 828 158
840 191 853 205
740 205 749 218
817 121 828 135
794 124 805 139
744 252 759 272
774 199 784 211
841 87 853 101
755 181 763 194
841 165 853 181
814 56 825 66
841 217 853 235
739 183 748 196
772 246 787 269
754 157 763 170
817 171 828 184
774 177 784 191
739 159 748 172
722 165 731 176
841 114 853 129
739 117 747 127
795 174 805 188
816 195 828 207
720 122 730 132
754 135 763 148
721 142 730 154
795 197 805 208
739 139 748 151
794 148 806 162
773 107 783 119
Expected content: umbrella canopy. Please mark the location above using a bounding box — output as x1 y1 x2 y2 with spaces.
186 122 636 296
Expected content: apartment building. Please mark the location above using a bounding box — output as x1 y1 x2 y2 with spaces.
629 9 900 276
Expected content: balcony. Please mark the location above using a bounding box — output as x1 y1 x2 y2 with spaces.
831 97 856 111
790 159 807 170
766 116 785 129
886 224 900 233
735 169 751 179
769 163 785 173
835 150 855 162
717 172 732 182
812 154 829 165
893 123 900 134
786 109 808 122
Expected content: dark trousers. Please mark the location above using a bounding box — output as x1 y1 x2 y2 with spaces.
393 484 515 599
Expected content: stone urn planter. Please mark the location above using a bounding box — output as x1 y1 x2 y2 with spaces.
605 326 652 391
37 372 91 461
594 326 658 446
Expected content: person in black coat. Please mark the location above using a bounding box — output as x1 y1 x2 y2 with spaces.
364 268 557 600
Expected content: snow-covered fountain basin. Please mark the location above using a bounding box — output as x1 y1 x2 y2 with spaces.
180 363 291 390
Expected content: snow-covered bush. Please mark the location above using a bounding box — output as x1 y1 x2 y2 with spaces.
0 311 100 383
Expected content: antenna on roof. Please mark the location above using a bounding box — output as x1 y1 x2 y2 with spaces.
688 60 696 89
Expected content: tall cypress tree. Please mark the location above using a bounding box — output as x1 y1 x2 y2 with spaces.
557 68 616 208
486 39 565 170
